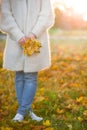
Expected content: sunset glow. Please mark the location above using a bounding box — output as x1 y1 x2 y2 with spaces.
52 0 87 21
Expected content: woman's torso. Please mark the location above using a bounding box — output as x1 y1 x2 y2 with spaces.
10 0 41 35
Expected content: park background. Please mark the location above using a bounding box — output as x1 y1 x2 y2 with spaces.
0 0 87 130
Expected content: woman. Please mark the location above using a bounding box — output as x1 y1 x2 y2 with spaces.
0 0 54 122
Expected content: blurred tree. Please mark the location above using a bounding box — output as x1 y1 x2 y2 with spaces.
53 2 87 30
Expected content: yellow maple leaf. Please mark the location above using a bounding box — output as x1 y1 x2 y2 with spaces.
43 120 51 126
77 117 83 121
56 108 65 114
76 96 83 103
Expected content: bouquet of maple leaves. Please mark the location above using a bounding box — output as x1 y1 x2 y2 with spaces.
21 38 42 56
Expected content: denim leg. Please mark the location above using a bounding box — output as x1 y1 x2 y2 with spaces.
15 71 24 106
17 72 38 116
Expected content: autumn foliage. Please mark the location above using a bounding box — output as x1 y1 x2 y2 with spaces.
21 38 42 56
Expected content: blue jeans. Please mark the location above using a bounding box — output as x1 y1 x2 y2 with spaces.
15 71 38 116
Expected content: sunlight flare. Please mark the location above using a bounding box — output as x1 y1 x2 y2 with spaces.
52 0 87 20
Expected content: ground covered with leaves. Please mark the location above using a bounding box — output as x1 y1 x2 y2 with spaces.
0 30 87 130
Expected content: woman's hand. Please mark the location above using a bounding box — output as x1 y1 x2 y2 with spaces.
18 33 36 46
28 33 36 40
18 36 26 45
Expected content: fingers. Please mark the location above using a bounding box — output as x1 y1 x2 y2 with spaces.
18 34 36 46
28 33 36 40
18 36 26 45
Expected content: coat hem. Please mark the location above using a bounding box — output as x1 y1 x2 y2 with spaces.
3 64 51 72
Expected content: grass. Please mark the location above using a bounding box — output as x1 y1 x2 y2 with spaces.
50 28 87 37
0 29 87 130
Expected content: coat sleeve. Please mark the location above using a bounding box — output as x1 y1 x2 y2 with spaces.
31 0 55 38
0 0 25 41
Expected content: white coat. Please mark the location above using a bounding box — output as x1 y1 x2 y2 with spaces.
0 0 54 72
